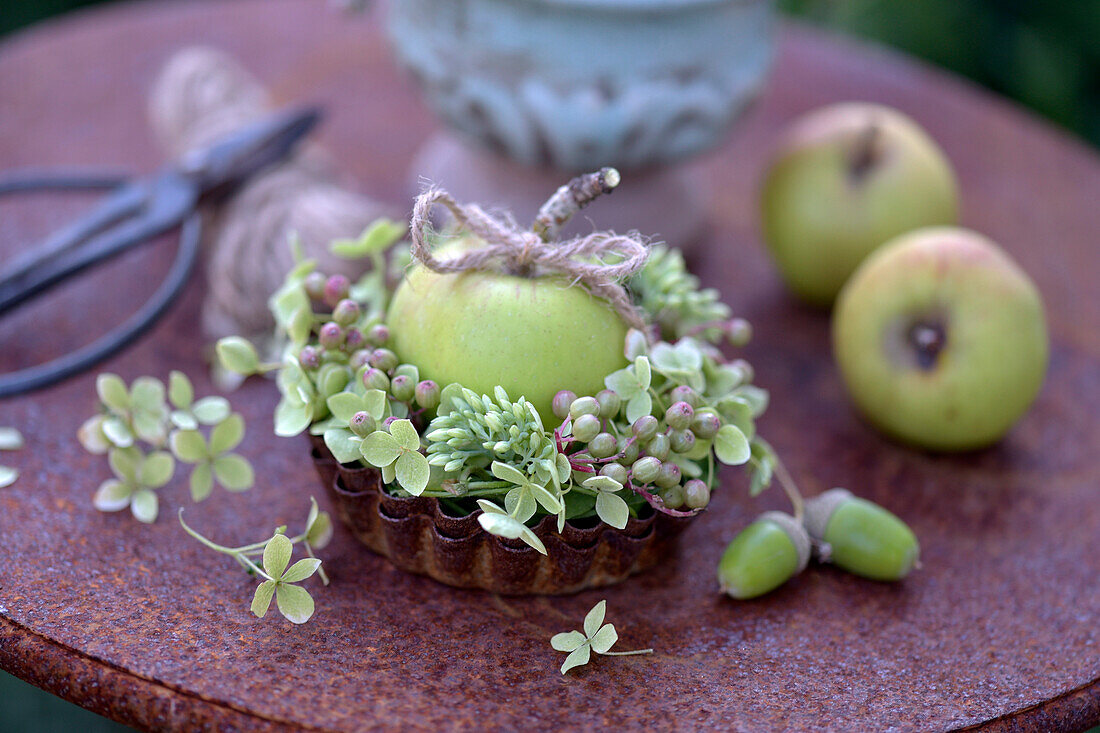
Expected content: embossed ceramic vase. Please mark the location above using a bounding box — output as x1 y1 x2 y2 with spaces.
386 0 775 242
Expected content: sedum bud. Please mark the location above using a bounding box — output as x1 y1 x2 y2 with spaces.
368 323 390 346
333 299 361 327
572 413 601 443
362 367 390 392
349 411 376 437
318 322 345 350
304 271 327 301
298 345 321 370
415 380 441 410
323 274 350 308
588 432 618 459
369 348 398 373
552 390 578 420
665 401 694 430
630 456 661 484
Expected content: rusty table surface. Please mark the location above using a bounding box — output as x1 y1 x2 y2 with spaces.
1 1 1099 731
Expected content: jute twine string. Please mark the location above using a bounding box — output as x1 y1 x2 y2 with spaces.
147 47 388 340
409 187 649 329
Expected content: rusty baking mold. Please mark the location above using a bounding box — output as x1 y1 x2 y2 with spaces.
309 436 694 595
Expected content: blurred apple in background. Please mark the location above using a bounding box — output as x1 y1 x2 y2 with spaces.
761 103 959 305
832 227 1048 451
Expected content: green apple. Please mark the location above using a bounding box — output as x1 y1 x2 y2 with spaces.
386 238 628 422
833 227 1048 451
761 103 959 305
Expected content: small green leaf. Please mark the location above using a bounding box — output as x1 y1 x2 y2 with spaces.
191 397 231 425
274 399 312 438
168 371 193 409
490 461 528 486
519 527 548 555
213 454 254 491
590 623 619 654
132 412 167 444
0 427 24 451
306 510 334 549
96 373 129 411
170 410 198 431
0 466 17 489
263 533 293 579
170 430 208 463
584 600 607 637
395 451 429 495
251 580 276 618
327 392 365 423
139 451 175 488
287 305 313 346
330 218 406 258
389 419 421 451
477 510 525 539
551 630 586 653
604 369 639 399
101 417 134 448
190 463 214 502
281 557 322 584
109 447 140 482
77 416 110 454
130 377 166 410
714 424 751 465
624 329 648 360
583 475 623 493
92 479 131 511
634 356 651 388
210 413 245 454
130 489 158 523
361 431 401 467
625 392 653 424
363 389 388 419
275 583 315 624
560 644 591 675
734 385 769 417
595 492 629 529
324 428 361 465
216 337 260 375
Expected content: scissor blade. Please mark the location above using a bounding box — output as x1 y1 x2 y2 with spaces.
181 106 322 194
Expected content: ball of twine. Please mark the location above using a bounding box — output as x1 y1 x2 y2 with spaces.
148 46 390 340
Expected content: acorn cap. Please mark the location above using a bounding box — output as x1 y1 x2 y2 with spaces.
802 487 854 541
758 510 812 573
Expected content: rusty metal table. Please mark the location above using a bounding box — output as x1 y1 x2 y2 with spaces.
1 1 1098 731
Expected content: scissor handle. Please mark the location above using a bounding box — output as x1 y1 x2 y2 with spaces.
0 213 203 398
0 170 198 316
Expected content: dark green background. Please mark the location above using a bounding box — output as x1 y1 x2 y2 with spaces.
0 1 1097 731
1 0 1098 147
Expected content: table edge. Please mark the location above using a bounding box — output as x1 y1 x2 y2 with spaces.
2 611 1097 732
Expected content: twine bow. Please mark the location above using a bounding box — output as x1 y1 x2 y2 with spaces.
409 187 650 330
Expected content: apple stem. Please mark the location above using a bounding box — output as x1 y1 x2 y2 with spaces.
848 122 882 184
533 167 621 242
772 457 805 523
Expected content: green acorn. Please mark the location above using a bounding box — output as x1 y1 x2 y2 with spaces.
717 511 810 600
803 488 919 582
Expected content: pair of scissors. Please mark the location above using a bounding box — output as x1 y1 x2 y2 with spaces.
0 107 321 398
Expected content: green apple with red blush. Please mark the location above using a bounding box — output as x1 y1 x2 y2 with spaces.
761 103 960 305
832 227 1048 450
